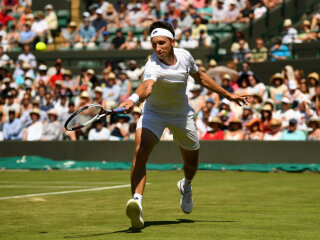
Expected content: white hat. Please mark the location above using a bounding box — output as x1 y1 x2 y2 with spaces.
96 8 103 15
3 77 10 83
281 97 291 104
288 80 297 90
45 4 53 10
94 86 103 93
25 71 34 79
39 65 47 71
230 0 237 5
195 59 203 65
221 98 230 105
83 12 90 18
283 19 292 27
87 69 95 75
47 108 58 116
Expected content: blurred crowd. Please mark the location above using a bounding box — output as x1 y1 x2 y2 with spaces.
0 49 320 141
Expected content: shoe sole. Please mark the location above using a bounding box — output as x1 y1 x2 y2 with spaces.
126 199 144 229
177 181 192 214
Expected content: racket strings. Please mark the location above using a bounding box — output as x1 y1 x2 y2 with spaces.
66 105 103 130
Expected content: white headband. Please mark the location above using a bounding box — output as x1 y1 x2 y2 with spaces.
150 28 174 39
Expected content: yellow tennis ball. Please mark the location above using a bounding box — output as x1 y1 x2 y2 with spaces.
35 42 46 52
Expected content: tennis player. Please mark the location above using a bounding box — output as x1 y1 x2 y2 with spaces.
119 21 250 229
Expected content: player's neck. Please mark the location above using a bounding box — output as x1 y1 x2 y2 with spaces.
159 49 176 66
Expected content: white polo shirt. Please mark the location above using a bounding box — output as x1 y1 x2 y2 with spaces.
142 48 198 115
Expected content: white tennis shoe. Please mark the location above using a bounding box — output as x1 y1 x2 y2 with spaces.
126 199 144 229
177 179 193 214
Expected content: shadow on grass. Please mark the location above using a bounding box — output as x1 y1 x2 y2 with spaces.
64 219 235 238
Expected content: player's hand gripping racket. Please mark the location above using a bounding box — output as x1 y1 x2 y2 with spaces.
64 104 126 131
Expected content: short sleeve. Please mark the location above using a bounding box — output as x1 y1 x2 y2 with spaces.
143 59 158 82
185 50 198 73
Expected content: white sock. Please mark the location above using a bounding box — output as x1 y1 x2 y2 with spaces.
133 193 142 207
184 178 192 190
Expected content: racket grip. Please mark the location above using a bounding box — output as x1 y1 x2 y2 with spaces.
112 107 126 113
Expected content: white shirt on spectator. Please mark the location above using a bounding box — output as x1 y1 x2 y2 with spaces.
226 8 240 22
263 131 282 140
126 67 143 82
17 52 37 68
282 28 298 45
88 127 110 140
128 11 145 26
254 5 267 19
212 7 226 23
54 100 69 116
26 121 43 141
31 19 49 35
3 103 20 121
0 53 10 66
179 38 198 49
274 109 299 128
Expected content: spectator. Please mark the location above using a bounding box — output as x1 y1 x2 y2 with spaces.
119 30 138 50
248 74 267 101
270 37 290 61
297 20 316 43
0 77 11 101
126 60 143 90
250 38 268 62
231 32 250 53
102 72 120 109
202 116 225 140
212 0 226 24
2 0 19 12
99 31 112 50
128 4 144 27
178 10 193 31
40 92 54 112
92 8 107 39
189 84 203 114
19 93 32 116
221 74 234 98
263 0 282 9
104 5 119 30
238 0 254 24
15 63 33 86
111 29 125 49
307 72 319 98
48 62 63 88
275 97 298 128
139 3 157 28
47 58 65 78
44 4 58 43
61 69 78 93
260 104 273 133
41 108 62 140
244 118 263 140
6 24 20 50
88 119 110 140
75 19 96 49
2 109 23 140
59 101 77 140
22 108 43 141
17 44 36 68
269 73 288 105
54 93 69 116
118 72 132 103
224 118 244 140
93 86 107 110
31 11 49 43
218 98 234 128
2 92 20 120
225 0 240 23
241 106 255 132
140 29 152 50
198 29 211 47
179 29 198 49
281 118 306 140
109 114 130 140
0 46 10 67
307 117 320 141
263 118 282 140
18 22 36 45
191 16 207 40
254 0 267 19
0 7 14 27
233 39 251 63
282 19 298 45
20 99 48 127
118 3 131 28
284 80 303 104
61 21 79 48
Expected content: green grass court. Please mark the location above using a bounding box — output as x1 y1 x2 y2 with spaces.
0 170 319 240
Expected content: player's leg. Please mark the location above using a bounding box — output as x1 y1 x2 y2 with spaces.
179 147 199 181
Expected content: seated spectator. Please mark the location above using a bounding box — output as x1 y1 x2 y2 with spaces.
33 65 48 88
92 8 107 40
233 39 251 63
118 72 132 103
192 16 207 39
220 74 234 99
0 7 14 27
31 11 49 43
224 118 244 140
225 0 240 23
198 29 211 47
195 105 212 137
237 76 250 95
41 109 62 140
254 0 267 19
59 101 77 140
307 72 319 98
167 2 180 19
128 4 144 27
270 37 290 61
238 0 254 24
15 63 34 86
93 86 107 110
102 72 120 109
297 20 316 42
17 44 37 69
140 29 152 50
269 73 288 105
2 92 20 120
20 99 48 127
0 46 10 67
260 104 273 133
245 118 263 140
178 10 193 31
40 92 54 112
119 30 138 50
23 108 43 141
189 84 204 114
212 0 226 24
248 74 267 101
250 38 268 62
6 24 20 50
19 94 32 117
197 0 213 23
2 0 19 13
299 82 310 100
44 4 58 43
61 21 79 48
202 116 225 140
111 29 125 50
2 109 24 140
179 29 198 49
281 118 306 140
275 97 298 128
126 60 143 90
282 19 299 45
307 117 320 141
62 69 78 93
100 31 112 50
109 114 130 140
231 32 250 53
18 22 36 45
284 80 303 104
48 62 63 88
139 3 157 28
54 93 69 116
88 119 110 140
118 3 131 28
218 98 234 128
74 19 96 49
263 118 282 140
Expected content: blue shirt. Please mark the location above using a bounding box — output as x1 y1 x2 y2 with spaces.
271 45 290 61
19 30 36 43
80 25 96 42
92 18 107 32
281 130 306 141
3 118 24 140
103 84 121 102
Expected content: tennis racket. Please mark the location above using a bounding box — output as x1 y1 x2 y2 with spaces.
64 104 126 131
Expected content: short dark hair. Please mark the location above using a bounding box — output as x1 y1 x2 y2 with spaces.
148 21 175 38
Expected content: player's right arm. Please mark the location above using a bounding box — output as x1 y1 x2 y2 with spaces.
118 79 155 113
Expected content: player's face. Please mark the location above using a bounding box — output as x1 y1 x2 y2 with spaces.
151 36 175 60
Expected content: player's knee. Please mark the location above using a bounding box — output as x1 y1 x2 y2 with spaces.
135 144 152 159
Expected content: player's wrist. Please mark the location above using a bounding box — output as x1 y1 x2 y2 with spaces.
127 93 139 104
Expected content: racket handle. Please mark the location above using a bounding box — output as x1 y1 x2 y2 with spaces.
112 107 126 113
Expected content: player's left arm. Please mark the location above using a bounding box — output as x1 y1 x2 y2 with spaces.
190 70 251 106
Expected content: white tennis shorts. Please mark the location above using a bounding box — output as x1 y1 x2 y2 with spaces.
136 110 200 151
